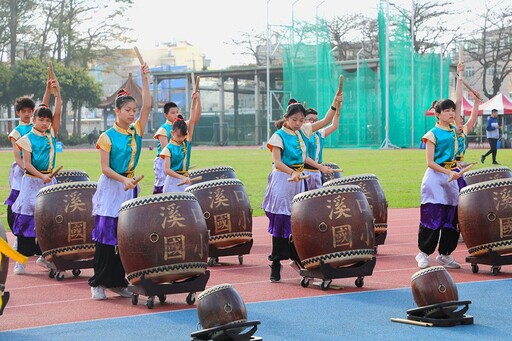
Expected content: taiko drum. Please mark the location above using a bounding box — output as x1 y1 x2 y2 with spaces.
188 166 237 184
54 169 91 183
291 185 375 270
463 166 512 186
34 181 97 262
197 283 247 332
320 162 342 185
0 225 9 293
458 178 512 257
411 266 458 307
324 174 388 238
185 179 252 249
117 192 208 285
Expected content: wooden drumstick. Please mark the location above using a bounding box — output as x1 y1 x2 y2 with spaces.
134 46 152 84
448 163 475 182
336 74 344 96
124 174 144 190
461 79 483 102
47 61 57 96
390 318 433 327
191 76 201 111
177 176 202 187
287 174 310 182
330 169 343 173
49 165 63 178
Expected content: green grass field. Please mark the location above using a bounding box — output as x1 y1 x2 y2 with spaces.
1 146 510 230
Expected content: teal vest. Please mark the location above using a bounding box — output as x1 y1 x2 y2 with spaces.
164 140 191 173
26 129 56 172
429 125 457 165
307 131 323 163
105 124 142 174
275 128 307 166
156 121 173 156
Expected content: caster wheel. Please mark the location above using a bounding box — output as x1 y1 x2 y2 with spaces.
186 292 196 305
49 269 56 279
492 266 501 276
146 297 154 309
300 277 310 288
355 277 364 288
56 272 65 281
471 264 479 273
158 295 166 303
131 294 138 305
72 269 81 277
207 257 218 266
238 255 243 265
320 280 332 291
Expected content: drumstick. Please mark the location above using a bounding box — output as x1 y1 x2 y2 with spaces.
49 166 63 178
448 163 475 182
287 174 310 182
390 318 433 327
330 169 343 173
177 176 202 187
336 74 344 96
0 238 28 264
47 61 57 96
191 76 201 111
133 46 152 84
461 79 483 102
124 174 144 190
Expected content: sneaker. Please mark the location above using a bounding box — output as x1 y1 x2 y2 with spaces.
269 261 282 282
108 287 131 298
13 262 26 275
492 161 500 165
481 155 485 164
36 256 56 271
415 252 430 269
91 286 107 300
436 254 461 269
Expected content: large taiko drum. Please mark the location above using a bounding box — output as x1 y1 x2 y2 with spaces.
320 162 342 185
34 181 97 262
188 166 237 184
463 166 512 186
197 283 247 334
54 169 91 183
117 192 208 285
185 179 252 249
411 266 458 307
291 185 375 270
458 178 512 257
324 174 388 238
0 224 9 294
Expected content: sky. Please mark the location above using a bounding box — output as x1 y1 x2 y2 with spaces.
124 0 488 69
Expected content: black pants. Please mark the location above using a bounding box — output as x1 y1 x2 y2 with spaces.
16 235 42 257
6 205 14 230
483 138 498 162
269 236 300 262
418 224 459 256
88 242 128 288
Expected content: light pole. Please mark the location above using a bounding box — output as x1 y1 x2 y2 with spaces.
315 0 325 108
266 0 271 143
410 0 415 148
356 47 364 146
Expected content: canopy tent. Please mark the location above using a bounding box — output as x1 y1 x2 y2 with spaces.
424 95 474 116
478 93 512 115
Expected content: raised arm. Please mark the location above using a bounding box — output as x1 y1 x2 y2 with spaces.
311 93 342 132
51 79 62 135
323 93 343 137
465 92 480 133
454 62 464 124
187 91 201 142
137 63 152 132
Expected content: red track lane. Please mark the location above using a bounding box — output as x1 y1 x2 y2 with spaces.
2 208 510 331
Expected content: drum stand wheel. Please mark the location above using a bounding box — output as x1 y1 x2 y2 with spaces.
466 249 512 276
128 271 209 309
299 257 376 291
190 320 262 341
207 239 253 266
406 300 474 327
47 256 93 281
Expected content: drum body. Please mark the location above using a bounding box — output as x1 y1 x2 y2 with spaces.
291 185 375 270
458 178 512 257
118 192 208 285
324 174 388 236
320 162 342 185
411 266 458 307
0 225 9 291
464 166 512 186
34 182 97 262
188 166 237 184
197 283 247 331
54 169 90 183
185 179 252 249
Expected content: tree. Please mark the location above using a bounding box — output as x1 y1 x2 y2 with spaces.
0 63 13 108
327 14 364 61
466 3 512 98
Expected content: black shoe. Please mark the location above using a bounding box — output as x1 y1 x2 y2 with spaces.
269 261 281 282
481 155 485 164
493 161 500 165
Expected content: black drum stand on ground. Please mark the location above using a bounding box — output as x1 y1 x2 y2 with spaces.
191 320 262 341
47 256 94 281
466 249 512 276
375 231 387 247
406 300 474 327
207 240 253 266
299 257 376 290
128 271 210 309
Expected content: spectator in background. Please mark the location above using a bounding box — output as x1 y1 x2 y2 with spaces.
481 109 500 165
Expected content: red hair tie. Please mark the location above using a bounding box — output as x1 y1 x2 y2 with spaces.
118 90 130 97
